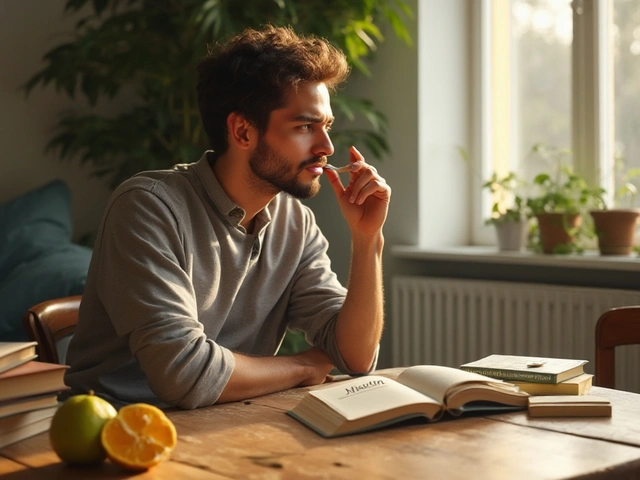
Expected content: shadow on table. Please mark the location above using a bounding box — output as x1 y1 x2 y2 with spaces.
3 462 143 479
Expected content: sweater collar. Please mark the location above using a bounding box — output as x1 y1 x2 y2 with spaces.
192 151 273 232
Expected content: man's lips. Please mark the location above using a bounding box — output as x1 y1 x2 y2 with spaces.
306 165 324 176
301 159 326 176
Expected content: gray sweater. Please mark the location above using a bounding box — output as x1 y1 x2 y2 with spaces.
65 152 352 409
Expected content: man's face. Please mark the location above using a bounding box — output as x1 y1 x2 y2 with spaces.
248 82 335 199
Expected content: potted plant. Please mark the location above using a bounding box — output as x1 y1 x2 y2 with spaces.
589 158 640 255
456 146 531 251
483 172 530 251
525 144 606 254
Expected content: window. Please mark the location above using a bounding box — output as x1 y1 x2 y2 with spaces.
472 0 639 245
613 0 640 206
504 0 572 180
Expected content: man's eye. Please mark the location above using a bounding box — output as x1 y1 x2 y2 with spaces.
299 124 311 131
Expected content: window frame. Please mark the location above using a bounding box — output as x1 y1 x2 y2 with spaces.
470 0 614 246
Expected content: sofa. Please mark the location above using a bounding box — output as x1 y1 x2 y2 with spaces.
0 180 92 342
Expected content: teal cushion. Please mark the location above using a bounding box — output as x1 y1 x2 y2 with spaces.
0 245 92 341
0 180 73 280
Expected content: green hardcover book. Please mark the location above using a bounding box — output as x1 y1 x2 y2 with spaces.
460 354 587 384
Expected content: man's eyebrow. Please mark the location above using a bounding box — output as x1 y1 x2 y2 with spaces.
293 114 335 124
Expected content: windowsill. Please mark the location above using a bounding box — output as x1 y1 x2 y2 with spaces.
391 245 640 272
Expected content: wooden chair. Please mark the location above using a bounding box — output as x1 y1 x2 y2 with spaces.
595 306 640 389
22 295 82 365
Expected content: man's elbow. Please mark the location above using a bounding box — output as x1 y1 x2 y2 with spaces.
344 353 377 375
149 381 220 410
173 397 207 410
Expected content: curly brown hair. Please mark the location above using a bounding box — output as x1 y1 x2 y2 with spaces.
196 25 350 155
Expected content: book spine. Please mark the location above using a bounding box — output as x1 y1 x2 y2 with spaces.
460 367 557 384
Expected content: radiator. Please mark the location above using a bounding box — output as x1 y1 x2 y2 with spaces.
391 275 640 393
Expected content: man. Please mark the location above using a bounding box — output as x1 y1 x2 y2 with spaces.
65 25 391 409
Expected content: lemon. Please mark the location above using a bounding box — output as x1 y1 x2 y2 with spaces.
50 390 117 465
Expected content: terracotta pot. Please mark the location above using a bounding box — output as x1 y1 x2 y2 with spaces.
535 213 581 254
494 219 529 251
589 209 640 255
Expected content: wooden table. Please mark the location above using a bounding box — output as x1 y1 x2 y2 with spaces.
1 368 640 479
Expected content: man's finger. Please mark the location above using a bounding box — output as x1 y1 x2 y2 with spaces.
324 168 345 197
350 145 364 164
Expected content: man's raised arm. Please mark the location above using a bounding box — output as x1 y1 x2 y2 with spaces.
324 146 391 373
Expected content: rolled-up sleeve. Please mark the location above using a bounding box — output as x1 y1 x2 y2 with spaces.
97 187 234 408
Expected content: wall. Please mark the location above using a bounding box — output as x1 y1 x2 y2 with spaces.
0 0 122 240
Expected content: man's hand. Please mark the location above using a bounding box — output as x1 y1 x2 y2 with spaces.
216 347 334 403
324 146 391 236
295 347 335 386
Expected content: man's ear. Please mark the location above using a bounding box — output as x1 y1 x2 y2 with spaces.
227 112 255 150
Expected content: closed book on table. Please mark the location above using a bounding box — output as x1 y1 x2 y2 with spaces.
0 361 68 403
0 414 56 449
528 395 612 418
511 373 593 396
0 342 37 375
0 405 58 435
0 393 61 419
460 354 587 384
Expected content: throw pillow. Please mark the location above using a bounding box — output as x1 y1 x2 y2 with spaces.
0 244 92 341
0 180 73 280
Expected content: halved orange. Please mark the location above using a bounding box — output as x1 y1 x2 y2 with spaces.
101 403 177 470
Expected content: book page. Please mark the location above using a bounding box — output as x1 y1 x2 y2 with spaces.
396 365 509 404
308 375 441 421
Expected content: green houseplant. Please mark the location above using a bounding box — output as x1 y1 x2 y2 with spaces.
482 172 530 251
525 144 606 254
589 156 640 255
457 146 530 251
24 0 413 190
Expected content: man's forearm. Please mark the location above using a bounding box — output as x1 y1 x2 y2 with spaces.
335 231 385 373
215 347 334 404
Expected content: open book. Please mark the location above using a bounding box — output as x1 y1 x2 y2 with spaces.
287 365 529 438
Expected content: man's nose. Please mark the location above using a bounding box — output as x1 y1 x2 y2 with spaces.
313 130 334 158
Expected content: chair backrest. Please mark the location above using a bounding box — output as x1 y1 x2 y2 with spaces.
22 295 82 365
595 306 640 389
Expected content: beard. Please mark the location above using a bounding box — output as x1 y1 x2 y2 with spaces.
248 137 322 199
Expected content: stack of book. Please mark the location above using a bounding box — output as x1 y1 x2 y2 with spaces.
0 342 69 449
461 354 611 417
